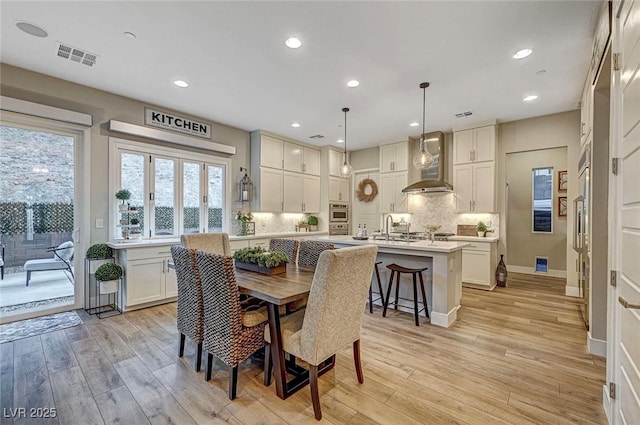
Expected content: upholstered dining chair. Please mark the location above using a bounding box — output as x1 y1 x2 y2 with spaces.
181 232 231 255
269 238 299 264
264 245 378 420
170 245 205 372
297 240 334 267
194 250 268 400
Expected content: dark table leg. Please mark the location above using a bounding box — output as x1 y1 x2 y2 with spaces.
266 303 287 399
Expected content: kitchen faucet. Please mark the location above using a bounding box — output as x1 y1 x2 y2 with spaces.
385 215 394 241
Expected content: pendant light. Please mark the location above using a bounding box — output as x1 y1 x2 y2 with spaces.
412 82 434 170
339 107 353 178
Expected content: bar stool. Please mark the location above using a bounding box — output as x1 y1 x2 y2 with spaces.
368 262 384 313
382 264 429 326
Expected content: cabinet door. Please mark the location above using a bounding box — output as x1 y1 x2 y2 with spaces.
283 172 303 212
329 177 348 201
164 257 178 298
393 143 408 172
473 162 495 212
126 258 165 307
259 168 283 212
329 150 343 177
473 126 495 162
454 165 473 212
338 179 350 203
249 239 270 249
303 175 321 212
283 141 304 172
393 173 408 212
453 129 474 165
303 147 321 176
261 135 283 169
461 250 491 285
380 174 395 213
380 144 396 173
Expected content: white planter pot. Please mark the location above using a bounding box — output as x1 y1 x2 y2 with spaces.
118 204 128 211
99 279 119 294
89 259 112 274
477 231 485 237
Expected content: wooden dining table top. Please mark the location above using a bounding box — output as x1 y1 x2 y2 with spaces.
234 264 316 306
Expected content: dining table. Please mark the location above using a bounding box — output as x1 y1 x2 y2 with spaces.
234 263 336 400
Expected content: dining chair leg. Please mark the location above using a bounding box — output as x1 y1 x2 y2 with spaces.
419 272 429 319
264 344 273 386
394 270 401 311
353 340 364 384
229 366 238 400
195 342 203 371
309 364 322 420
205 353 213 381
383 271 394 317
179 333 186 357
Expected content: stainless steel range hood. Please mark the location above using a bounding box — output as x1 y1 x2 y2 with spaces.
402 131 454 193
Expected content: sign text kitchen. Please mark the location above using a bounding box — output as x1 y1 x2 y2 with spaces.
145 108 211 139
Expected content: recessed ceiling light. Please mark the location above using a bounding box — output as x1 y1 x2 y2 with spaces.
15 21 48 38
409 122 420 127
513 48 533 59
285 37 302 49
124 32 136 40
291 122 301 128
174 80 189 88
336 139 344 144
347 80 360 88
523 95 538 102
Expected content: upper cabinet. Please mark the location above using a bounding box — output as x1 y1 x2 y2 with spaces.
329 149 344 177
380 142 408 173
329 177 350 202
259 135 284 169
283 142 320 176
380 172 408 213
453 125 496 165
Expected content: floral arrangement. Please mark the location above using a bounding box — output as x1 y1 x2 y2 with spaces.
233 247 289 268
236 211 253 223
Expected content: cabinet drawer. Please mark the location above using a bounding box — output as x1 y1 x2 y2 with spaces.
125 245 175 260
463 242 491 252
250 239 270 248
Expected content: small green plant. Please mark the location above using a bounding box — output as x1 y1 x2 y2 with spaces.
115 189 131 202
307 216 319 226
233 247 289 268
85 243 113 260
95 263 123 281
130 218 140 225
476 221 488 233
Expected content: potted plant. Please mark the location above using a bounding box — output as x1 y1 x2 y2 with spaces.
233 246 289 275
129 218 142 240
307 215 319 231
236 211 253 236
86 243 114 274
94 262 123 294
115 189 131 211
476 221 487 237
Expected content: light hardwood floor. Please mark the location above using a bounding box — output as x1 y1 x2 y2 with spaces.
0 272 608 424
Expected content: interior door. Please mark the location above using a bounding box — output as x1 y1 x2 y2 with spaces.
352 171 380 232
613 1 640 422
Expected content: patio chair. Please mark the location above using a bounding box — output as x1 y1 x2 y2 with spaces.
23 241 74 286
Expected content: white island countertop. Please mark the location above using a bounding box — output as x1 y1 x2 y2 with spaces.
307 235 469 253
448 235 499 243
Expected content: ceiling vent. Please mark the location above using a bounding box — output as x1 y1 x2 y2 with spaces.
455 111 473 118
309 134 324 139
56 42 98 67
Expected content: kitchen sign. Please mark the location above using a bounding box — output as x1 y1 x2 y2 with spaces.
144 108 211 139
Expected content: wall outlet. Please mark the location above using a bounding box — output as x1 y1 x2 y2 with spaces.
96 218 103 229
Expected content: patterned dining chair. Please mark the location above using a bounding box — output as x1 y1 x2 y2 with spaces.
297 240 334 267
264 245 378 420
170 245 205 372
194 250 268 400
269 238 299 263
181 232 231 255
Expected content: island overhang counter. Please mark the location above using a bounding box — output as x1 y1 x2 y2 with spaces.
307 236 469 327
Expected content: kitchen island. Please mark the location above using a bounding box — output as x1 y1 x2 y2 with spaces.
308 236 469 327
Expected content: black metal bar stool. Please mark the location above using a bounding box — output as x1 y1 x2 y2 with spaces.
368 262 384 313
382 263 429 326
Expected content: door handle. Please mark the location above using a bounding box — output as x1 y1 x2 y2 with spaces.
619 296 640 309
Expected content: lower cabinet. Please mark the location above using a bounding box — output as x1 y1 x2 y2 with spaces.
460 240 497 290
115 245 177 310
229 238 270 254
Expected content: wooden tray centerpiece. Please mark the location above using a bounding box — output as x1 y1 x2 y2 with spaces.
233 246 289 275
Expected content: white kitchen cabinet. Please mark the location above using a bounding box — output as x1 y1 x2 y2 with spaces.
380 142 408 173
329 149 344 177
282 172 320 212
114 244 177 311
229 240 249 254
380 172 407 213
453 125 496 165
329 177 350 202
283 142 320 176
258 168 284 212
259 135 284 169
303 175 321 212
459 240 497 290
453 162 495 212
249 239 270 249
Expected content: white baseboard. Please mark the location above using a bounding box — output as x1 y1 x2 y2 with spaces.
602 384 612 424
430 305 459 328
565 286 580 297
588 332 607 357
507 265 567 278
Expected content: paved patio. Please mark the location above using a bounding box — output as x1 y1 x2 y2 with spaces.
0 269 74 308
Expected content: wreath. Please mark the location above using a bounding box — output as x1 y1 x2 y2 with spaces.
356 178 378 203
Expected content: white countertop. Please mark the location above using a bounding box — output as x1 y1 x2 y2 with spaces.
448 235 499 242
309 235 469 253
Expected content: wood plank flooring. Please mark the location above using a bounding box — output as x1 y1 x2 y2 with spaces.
0 272 608 424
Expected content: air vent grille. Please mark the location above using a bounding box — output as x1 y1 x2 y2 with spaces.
56 42 98 67
455 111 473 118
309 134 324 139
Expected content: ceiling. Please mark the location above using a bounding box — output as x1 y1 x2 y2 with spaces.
0 1 600 150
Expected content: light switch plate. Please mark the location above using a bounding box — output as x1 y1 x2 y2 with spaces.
96 219 103 229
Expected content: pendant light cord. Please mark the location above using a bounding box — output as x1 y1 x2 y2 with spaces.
421 85 426 150
342 107 349 158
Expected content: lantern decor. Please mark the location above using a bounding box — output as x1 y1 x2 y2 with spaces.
238 167 253 202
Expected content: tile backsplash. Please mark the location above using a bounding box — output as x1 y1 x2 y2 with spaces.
231 212 310 236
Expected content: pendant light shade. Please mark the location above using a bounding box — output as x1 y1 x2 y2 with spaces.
339 107 353 178
412 82 434 170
